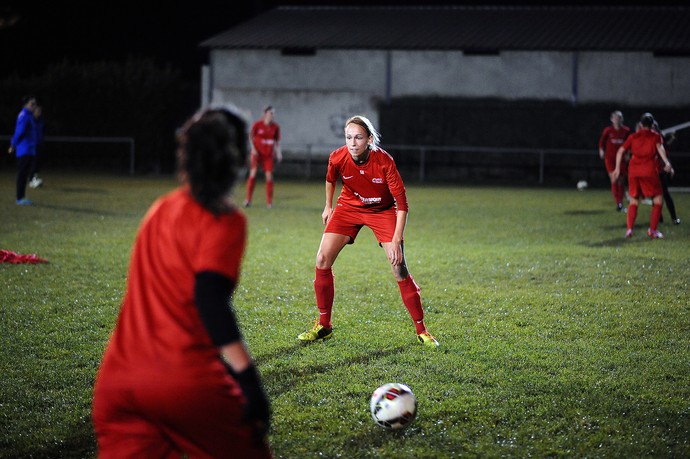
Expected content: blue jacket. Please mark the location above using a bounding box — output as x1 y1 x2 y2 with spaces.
11 107 37 157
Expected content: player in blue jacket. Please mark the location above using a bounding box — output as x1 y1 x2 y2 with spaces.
8 96 38 205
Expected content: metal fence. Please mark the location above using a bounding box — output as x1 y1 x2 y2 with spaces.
0 135 136 175
279 143 690 186
2 134 687 185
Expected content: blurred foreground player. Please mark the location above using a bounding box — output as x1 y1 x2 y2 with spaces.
297 115 439 347
613 113 673 239
93 108 272 458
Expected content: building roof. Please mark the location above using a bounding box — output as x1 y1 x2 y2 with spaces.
200 5 690 54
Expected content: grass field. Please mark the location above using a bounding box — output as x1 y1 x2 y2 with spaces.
1 172 689 458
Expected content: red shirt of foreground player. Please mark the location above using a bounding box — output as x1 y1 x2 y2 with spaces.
93 109 271 458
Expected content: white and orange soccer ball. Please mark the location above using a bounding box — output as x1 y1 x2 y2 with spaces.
370 383 417 430
577 180 588 191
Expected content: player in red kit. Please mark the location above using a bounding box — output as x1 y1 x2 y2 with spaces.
598 110 630 212
612 113 673 239
297 115 439 347
93 108 272 458
245 105 281 208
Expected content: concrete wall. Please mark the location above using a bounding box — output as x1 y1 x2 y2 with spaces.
204 48 690 153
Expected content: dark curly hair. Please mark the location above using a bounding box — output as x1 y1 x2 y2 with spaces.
640 112 655 128
176 108 248 215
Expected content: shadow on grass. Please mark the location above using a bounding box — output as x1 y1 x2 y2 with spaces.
257 343 408 385
580 238 626 248
580 224 652 247
58 187 109 194
33 203 122 217
563 209 607 216
7 421 96 459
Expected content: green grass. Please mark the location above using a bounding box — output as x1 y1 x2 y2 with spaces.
1 172 688 458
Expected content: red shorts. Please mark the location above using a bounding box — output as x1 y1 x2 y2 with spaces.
605 156 627 175
628 175 662 199
251 152 274 173
92 370 271 459
325 204 399 244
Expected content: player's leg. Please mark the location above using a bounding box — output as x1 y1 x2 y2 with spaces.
370 210 438 347
606 159 622 210
645 174 665 238
16 155 32 204
299 233 349 341
28 153 42 188
93 381 179 458
626 177 640 238
94 417 178 459
263 155 275 208
648 195 664 238
614 176 626 212
245 156 259 207
265 171 274 208
154 380 272 459
660 172 679 223
298 208 360 342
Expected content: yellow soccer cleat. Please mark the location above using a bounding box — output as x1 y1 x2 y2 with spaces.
417 331 439 347
298 321 333 342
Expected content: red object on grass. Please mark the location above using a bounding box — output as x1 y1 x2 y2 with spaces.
0 250 48 264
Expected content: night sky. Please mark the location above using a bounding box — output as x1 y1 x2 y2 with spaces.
1 0 682 80
0 1 275 79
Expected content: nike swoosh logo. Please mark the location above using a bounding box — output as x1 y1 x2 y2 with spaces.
343 175 353 179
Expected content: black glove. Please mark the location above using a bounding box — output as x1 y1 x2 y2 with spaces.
227 363 271 444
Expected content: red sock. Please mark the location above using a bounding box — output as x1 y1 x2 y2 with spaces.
650 204 663 231
615 183 625 205
397 275 426 334
627 204 638 230
314 267 334 328
266 179 274 206
611 183 619 204
246 176 256 203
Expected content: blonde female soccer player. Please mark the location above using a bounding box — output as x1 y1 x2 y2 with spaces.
298 115 439 347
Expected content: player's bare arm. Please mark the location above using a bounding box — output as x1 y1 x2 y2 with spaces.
657 143 673 175
612 146 625 181
322 181 336 225
384 210 407 267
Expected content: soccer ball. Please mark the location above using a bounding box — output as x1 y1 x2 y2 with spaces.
576 180 588 191
370 383 417 430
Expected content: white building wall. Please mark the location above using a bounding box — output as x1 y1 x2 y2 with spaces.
390 50 573 100
206 48 690 152
209 49 387 154
578 52 690 105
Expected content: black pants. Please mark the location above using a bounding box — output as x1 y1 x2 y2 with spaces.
659 172 678 221
16 155 33 201
29 147 41 178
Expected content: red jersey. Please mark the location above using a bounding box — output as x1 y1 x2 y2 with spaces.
326 146 408 212
251 120 280 157
622 129 664 178
599 125 630 160
99 186 247 384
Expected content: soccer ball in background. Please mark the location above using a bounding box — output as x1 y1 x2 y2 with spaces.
370 383 417 430
576 180 588 191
